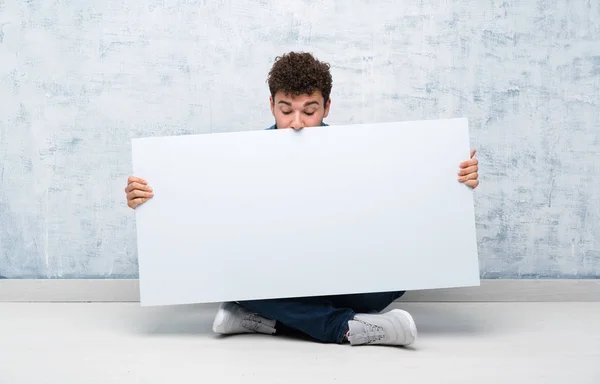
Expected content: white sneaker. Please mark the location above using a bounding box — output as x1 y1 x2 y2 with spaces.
347 309 417 346
212 302 277 335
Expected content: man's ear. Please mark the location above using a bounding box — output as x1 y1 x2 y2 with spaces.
269 95 275 116
323 98 331 118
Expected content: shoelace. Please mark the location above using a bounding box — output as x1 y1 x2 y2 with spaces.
357 320 386 344
241 313 264 331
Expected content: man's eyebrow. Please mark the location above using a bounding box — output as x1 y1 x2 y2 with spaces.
277 100 319 107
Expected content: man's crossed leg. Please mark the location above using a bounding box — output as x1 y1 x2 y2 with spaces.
212 292 417 347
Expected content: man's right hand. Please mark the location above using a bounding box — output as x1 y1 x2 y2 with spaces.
125 176 154 209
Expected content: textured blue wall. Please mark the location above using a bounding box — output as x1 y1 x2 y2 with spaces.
0 0 598 278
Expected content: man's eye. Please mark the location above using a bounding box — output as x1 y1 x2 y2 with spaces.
305 112 315 116
282 111 292 115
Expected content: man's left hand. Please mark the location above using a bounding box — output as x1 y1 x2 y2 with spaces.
457 149 479 189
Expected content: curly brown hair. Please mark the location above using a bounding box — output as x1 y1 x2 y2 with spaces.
267 52 333 104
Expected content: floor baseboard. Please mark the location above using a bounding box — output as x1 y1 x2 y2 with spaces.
0 279 598 303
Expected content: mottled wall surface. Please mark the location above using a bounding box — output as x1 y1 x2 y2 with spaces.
0 0 598 278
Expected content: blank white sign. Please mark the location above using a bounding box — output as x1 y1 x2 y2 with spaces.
132 118 480 306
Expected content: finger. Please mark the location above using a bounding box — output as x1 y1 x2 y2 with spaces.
460 157 478 168
125 182 153 193
470 149 476 158
465 179 479 189
457 165 478 176
128 190 154 199
128 176 147 185
128 197 150 209
458 172 478 182
127 189 154 200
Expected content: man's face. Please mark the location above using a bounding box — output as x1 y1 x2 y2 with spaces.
270 90 331 130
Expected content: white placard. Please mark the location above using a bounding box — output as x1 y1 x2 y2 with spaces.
132 118 480 306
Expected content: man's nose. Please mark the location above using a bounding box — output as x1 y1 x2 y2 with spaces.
290 113 304 130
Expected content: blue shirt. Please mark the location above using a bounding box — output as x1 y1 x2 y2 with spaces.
266 122 328 130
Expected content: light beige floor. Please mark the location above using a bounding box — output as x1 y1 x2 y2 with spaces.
1 302 598 383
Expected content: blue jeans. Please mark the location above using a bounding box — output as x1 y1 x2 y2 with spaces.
238 291 405 344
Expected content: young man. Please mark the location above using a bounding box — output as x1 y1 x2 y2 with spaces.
125 52 480 347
